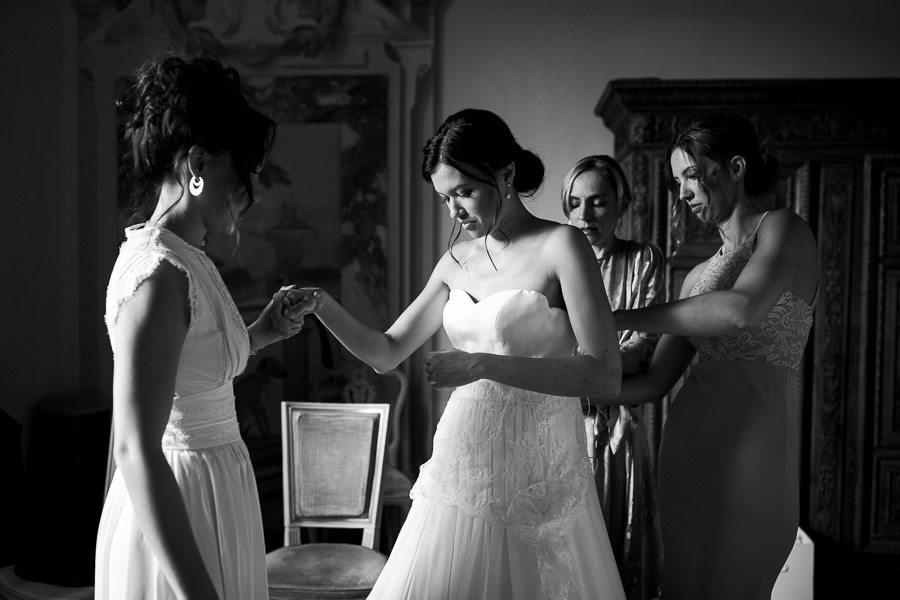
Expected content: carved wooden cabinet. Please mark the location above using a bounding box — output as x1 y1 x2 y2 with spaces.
595 78 900 593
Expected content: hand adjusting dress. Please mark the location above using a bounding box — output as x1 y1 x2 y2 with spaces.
367 288 625 600
658 214 814 599
95 223 267 599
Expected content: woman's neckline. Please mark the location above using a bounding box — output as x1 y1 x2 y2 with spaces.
716 211 770 256
131 221 205 253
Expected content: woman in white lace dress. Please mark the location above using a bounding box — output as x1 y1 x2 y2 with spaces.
95 50 303 600
282 109 626 599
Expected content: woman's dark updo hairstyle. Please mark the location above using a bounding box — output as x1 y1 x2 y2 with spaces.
667 113 779 199
117 49 276 226
421 108 544 263
421 108 544 195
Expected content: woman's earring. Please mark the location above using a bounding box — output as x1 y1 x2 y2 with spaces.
188 163 204 196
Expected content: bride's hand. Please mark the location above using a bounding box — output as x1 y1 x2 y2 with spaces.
424 349 483 389
282 287 323 321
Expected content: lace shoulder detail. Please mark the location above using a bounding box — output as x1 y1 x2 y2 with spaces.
105 246 198 333
688 234 813 370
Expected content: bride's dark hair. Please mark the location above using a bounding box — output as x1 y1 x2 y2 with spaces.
421 108 544 264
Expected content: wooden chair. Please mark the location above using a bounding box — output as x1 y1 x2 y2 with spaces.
266 402 390 600
311 365 414 548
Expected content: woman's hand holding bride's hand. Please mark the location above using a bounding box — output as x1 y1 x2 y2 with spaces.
424 349 483 389
282 287 322 321
248 286 304 352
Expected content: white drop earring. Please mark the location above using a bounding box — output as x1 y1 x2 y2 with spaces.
188 162 204 196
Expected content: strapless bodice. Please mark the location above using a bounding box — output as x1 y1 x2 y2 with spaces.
443 288 577 359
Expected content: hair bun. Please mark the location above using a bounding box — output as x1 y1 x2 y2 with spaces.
514 148 545 196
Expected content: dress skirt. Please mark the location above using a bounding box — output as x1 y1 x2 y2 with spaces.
657 359 800 600
367 492 621 600
94 440 268 600
367 380 626 600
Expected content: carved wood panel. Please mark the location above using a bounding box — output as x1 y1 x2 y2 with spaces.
809 164 858 538
863 156 900 551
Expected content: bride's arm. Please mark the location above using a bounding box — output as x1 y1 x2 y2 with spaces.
426 226 622 399
285 252 454 373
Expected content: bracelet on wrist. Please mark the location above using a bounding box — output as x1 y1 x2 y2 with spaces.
312 289 323 313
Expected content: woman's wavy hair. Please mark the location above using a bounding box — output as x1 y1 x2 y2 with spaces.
667 113 779 248
116 49 276 235
560 155 632 219
421 108 544 266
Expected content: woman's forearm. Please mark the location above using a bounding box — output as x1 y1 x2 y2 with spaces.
616 290 753 337
314 293 401 373
478 352 621 399
115 446 219 600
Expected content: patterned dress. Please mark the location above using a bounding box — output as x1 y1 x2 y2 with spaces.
592 238 665 600
658 214 814 600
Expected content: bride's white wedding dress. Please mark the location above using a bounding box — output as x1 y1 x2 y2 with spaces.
368 288 625 600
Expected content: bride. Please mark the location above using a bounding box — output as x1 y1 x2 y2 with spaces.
285 108 626 599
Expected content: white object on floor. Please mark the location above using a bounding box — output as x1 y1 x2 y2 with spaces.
772 527 814 600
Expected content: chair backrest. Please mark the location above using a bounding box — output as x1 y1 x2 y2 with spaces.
310 365 407 467
281 402 390 549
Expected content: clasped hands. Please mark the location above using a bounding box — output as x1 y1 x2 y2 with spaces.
249 286 318 350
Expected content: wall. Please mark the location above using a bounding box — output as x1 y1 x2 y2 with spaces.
436 0 900 225
0 1 82 449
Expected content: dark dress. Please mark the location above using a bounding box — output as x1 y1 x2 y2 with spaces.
658 218 814 600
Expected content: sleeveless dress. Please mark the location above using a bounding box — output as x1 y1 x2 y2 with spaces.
367 289 625 600
657 219 814 600
95 223 268 599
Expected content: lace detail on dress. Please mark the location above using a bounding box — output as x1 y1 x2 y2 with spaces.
105 246 197 335
688 236 813 371
412 380 592 599
162 381 241 450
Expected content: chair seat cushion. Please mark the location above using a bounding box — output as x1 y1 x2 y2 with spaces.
267 543 387 596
